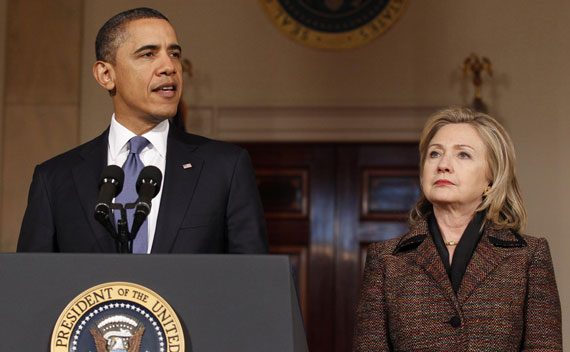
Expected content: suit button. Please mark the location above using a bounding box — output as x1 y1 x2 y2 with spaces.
448 315 461 328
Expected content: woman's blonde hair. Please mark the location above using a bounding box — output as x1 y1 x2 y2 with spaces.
409 107 527 231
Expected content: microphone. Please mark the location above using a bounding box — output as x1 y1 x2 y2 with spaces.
94 165 124 231
130 166 162 237
95 165 124 219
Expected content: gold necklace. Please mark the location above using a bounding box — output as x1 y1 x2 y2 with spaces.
442 233 458 246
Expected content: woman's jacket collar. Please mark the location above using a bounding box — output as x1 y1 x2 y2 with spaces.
393 216 527 255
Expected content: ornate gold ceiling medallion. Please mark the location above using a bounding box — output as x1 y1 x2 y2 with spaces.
259 0 410 50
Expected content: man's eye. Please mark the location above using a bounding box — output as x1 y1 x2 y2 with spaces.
170 52 181 58
141 52 153 57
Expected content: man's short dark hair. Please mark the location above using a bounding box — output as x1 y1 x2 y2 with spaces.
95 7 169 64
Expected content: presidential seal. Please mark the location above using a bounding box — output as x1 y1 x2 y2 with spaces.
259 0 410 49
51 282 185 352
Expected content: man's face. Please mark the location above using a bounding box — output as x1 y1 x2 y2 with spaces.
108 18 183 126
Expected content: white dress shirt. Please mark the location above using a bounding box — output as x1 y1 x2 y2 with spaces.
107 114 169 253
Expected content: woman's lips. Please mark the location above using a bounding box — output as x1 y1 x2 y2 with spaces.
434 179 454 186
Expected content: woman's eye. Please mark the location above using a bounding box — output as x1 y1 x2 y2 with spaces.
459 152 471 159
429 151 440 158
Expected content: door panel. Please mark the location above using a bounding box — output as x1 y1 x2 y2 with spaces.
334 144 419 352
241 143 419 352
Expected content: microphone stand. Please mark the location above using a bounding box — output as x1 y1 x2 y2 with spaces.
108 202 143 254
96 166 161 254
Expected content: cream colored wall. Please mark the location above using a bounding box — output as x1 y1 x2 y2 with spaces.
0 0 82 250
0 0 567 345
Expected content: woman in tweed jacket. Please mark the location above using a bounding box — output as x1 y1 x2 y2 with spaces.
354 108 562 351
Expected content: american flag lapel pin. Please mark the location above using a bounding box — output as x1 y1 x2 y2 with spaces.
182 163 192 169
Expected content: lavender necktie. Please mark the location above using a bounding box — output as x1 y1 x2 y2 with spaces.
115 136 150 253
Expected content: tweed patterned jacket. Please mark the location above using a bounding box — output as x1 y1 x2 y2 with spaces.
353 218 562 351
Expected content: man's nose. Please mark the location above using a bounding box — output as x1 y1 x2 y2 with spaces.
157 53 177 75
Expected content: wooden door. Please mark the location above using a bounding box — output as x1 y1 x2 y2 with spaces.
241 143 419 352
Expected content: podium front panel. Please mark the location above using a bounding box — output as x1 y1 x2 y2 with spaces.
0 253 308 352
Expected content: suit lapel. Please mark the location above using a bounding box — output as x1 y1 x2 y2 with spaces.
151 127 204 253
71 129 116 252
397 219 458 307
414 235 459 307
457 228 512 305
401 220 523 308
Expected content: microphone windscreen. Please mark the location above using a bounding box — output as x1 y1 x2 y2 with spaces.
98 165 125 196
136 165 162 197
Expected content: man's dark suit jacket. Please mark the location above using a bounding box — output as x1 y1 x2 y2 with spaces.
17 124 268 253
353 217 562 351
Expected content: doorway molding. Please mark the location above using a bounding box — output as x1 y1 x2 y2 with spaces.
185 106 439 142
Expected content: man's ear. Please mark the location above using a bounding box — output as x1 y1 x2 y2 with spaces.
92 61 116 92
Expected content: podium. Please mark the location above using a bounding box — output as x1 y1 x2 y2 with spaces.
0 253 308 352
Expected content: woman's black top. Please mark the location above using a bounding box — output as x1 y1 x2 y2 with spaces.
428 211 486 294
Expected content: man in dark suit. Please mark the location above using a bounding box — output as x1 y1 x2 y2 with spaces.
17 8 268 254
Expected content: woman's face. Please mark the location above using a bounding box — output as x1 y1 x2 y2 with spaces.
422 123 491 212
